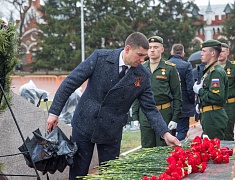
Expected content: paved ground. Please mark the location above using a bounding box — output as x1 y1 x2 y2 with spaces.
187 121 203 139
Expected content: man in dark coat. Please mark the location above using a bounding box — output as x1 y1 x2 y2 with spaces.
168 44 195 141
218 43 235 140
46 32 181 180
193 40 228 140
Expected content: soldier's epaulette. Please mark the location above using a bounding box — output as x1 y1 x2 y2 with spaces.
165 61 175 66
210 67 215 72
142 61 148 65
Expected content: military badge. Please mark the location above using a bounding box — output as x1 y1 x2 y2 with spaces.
227 68 231 75
161 68 166 75
212 90 220 93
211 78 220 87
156 75 167 80
134 77 142 87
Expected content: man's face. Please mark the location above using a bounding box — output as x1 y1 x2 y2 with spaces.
148 42 164 60
201 47 212 64
218 47 229 62
124 45 148 67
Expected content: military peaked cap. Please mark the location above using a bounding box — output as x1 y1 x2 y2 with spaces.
148 36 163 44
200 40 221 49
221 43 230 48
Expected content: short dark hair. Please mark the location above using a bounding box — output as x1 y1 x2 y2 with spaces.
125 32 149 50
208 47 221 58
171 44 184 55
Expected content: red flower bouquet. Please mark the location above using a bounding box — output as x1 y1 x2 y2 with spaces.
143 136 233 180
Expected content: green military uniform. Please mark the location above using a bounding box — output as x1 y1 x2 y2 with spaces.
197 40 229 139
132 59 182 147
223 60 235 140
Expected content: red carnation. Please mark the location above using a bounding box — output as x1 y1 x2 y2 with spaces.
197 162 207 173
142 176 149 180
150 175 158 180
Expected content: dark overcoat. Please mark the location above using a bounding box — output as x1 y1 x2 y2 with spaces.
168 55 195 117
49 48 169 144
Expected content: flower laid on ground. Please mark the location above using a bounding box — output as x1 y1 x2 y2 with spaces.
82 136 233 180
143 136 233 180
82 146 173 179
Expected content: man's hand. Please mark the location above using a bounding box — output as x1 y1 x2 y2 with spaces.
195 104 200 114
168 121 177 130
47 114 59 132
193 80 203 94
163 132 181 146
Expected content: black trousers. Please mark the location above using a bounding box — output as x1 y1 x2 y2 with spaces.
69 128 121 180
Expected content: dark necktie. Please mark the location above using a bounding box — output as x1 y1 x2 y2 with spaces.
119 65 128 79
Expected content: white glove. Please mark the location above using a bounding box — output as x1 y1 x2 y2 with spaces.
195 104 200 114
133 121 139 128
168 121 177 130
202 134 209 139
193 80 203 94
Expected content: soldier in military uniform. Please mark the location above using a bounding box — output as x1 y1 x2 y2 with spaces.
132 36 182 147
193 40 228 140
218 43 235 140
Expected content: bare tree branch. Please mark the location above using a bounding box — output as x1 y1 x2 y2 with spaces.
4 0 33 46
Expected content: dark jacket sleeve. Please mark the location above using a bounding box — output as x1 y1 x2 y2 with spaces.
186 63 195 104
169 66 182 123
132 99 140 121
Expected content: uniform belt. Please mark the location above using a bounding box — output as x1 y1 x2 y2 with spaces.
226 97 235 104
200 105 222 113
156 102 171 110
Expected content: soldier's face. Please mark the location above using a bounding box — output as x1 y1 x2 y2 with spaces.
218 47 229 63
201 47 212 64
124 45 148 67
148 42 164 60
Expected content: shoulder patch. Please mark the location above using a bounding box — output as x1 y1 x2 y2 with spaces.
211 78 220 88
231 61 235 65
165 61 175 66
